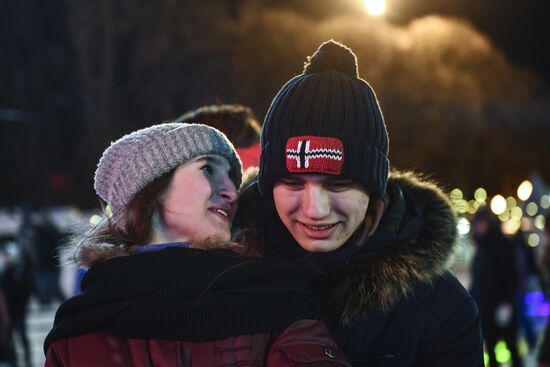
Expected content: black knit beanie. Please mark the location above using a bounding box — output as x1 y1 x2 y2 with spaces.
258 40 389 199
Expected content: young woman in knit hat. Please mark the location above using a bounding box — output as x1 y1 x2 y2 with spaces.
237 40 484 366
43 123 350 366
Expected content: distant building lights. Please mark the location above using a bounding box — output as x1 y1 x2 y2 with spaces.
535 215 546 231
490 195 507 215
450 188 463 201
527 233 540 247
495 340 511 364
510 207 523 221
457 217 471 235
517 180 533 201
526 202 538 216
89 214 102 226
498 211 511 222
468 200 480 214
501 220 521 235
474 188 487 202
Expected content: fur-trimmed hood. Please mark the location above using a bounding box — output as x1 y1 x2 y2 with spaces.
332 171 457 322
237 170 458 322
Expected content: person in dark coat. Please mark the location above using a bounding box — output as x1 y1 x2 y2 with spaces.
538 212 550 367
470 209 522 367
44 122 349 367
237 40 484 366
0 237 33 367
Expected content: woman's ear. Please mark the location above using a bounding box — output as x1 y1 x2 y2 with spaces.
365 197 387 236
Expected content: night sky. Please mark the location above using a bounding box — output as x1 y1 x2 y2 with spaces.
386 0 550 83
0 0 549 208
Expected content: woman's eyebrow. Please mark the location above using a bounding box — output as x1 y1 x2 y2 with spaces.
196 156 226 168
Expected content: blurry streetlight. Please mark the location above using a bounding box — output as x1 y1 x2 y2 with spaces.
89 214 102 226
517 180 533 201
474 187 487 203
457 217 471 235
502 220 521 236
526 202 538 216
450 188 463 201
535 215 546 230
364 0 386 16
490 195 507 215
528 233 540 247
510 207 523 221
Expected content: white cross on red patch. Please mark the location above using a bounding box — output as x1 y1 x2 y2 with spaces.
285 136 344 175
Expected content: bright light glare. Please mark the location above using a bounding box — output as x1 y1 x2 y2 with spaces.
495 340 511 364
468 200 480 214
526 202 538 216
541 194 550 209
498 211 510 222
457 217 471 235
474 188 487 202
364 0 386 16
517 180 533 201
89 214 102 226
490 195 507 215
450 188 463 201
510 207 523 221
506 197 517 210
528 233 540 247
502 220 521 235
534 215 546 230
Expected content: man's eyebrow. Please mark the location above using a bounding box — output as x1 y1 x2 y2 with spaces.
280 176 306 184
328 177 354 182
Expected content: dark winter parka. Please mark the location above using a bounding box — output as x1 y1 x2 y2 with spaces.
237 171 484 367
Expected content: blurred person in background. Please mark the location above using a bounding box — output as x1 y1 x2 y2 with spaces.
511 229 545 354
237 40 484 366
44 122 349 366
0 278 15 367
470 209 522 367
0 236 33 367
18 209 64 306
176 104 261 170
538 212 550 367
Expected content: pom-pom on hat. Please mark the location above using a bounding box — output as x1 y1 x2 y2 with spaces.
258 40 389 198
94 123 242 225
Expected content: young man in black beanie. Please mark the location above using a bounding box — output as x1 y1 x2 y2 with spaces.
238 40 484 366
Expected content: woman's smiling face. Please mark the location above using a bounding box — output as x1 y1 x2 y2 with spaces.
159 154 238 244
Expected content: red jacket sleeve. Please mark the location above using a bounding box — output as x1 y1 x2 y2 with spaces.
266 319 351 366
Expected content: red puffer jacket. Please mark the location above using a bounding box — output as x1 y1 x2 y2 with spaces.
45 319 350 366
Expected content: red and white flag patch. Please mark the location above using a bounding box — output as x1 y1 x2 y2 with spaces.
285 136 344 175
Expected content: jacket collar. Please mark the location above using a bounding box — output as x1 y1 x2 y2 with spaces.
237 171 458 320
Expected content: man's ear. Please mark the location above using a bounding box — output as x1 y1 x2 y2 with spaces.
365 197 387 236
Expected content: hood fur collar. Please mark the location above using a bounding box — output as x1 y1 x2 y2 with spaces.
333 171 458 322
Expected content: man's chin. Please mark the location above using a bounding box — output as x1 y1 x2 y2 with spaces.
297 238 343 253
